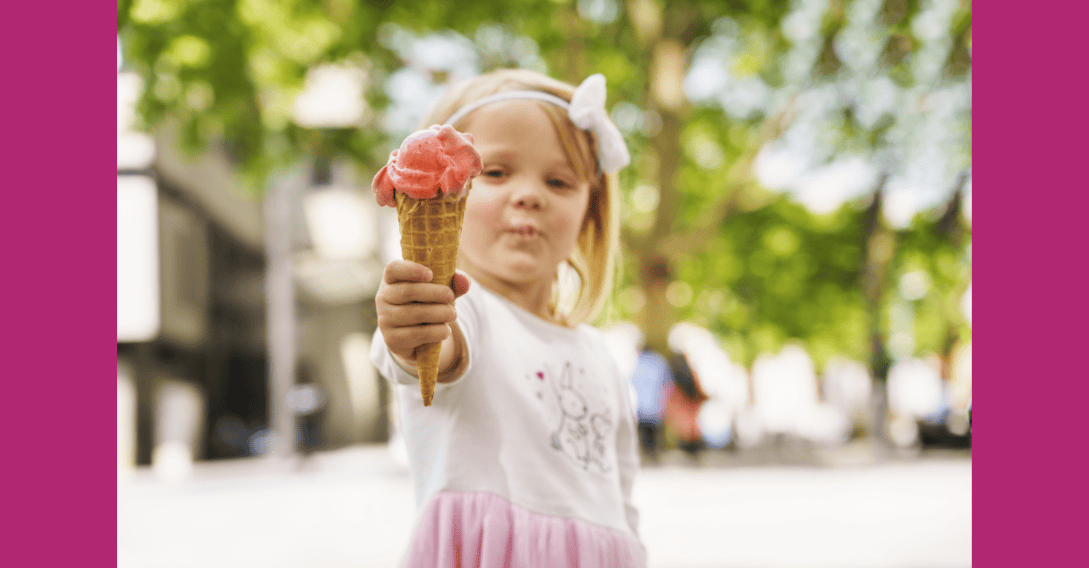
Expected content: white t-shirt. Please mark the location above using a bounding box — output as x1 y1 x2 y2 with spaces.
370 280 642 544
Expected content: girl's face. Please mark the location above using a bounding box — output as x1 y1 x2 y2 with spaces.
458 99 592 297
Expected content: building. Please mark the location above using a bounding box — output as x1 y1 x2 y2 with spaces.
117 71 392 475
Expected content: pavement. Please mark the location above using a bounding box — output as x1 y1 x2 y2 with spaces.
118 440 971 568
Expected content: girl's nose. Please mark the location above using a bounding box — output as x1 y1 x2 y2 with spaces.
512 183 544 210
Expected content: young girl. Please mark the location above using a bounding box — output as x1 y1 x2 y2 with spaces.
370 68 646 567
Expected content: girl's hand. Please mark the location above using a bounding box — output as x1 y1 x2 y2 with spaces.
375 260 470 369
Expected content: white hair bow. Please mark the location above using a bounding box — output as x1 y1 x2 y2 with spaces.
568 74 631 174
444 73 631 174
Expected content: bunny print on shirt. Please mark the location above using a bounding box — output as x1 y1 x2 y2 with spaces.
527 361 615 474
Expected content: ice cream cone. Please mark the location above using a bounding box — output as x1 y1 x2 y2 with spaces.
396 188 469 406
373 124 482 406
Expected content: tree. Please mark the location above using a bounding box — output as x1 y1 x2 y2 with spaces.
119 0 972 391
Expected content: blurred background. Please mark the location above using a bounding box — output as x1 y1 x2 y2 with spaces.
116 0 971 566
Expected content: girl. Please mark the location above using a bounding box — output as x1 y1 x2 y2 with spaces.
371 69 645 567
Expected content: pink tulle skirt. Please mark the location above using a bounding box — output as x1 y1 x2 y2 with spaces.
404 490 646 568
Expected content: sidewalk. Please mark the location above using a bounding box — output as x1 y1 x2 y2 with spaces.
645 436 971 470
118 442 971 568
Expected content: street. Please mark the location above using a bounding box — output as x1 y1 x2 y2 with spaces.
118 444 971 568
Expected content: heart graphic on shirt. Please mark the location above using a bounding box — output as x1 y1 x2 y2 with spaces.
536 371 544 381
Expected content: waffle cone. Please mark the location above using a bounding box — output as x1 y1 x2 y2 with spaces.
395 188 469 406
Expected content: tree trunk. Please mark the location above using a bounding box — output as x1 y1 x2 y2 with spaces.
628 0 693 355
560 2 590 83
640 255 673 354
642 107 684 353
861 180 893 447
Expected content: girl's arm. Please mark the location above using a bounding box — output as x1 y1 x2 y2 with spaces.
616 383 642 539
375 260 470 380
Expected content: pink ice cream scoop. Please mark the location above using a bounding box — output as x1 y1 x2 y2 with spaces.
372 124 483 207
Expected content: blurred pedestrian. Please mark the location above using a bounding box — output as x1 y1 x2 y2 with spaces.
665 351 709 456
371 69 645 567
630 348 672 456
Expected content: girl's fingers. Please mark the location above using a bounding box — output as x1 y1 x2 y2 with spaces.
375 260 458 358
383 260 434 285
380 302 457 327
378 281 455 306
385 323 452 351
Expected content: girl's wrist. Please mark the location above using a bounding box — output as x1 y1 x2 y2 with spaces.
437 323 469 383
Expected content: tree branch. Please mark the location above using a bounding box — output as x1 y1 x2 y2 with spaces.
935 170 969 243
656 96 798 257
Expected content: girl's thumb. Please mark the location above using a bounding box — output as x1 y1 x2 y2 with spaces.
451 270 471 299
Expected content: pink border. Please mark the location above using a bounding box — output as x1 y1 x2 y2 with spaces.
7 4 116 565
978 3 1086 567
8 2 1069 567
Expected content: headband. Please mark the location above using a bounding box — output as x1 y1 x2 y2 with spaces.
444 73 631 174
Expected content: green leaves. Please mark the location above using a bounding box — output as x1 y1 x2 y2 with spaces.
119 0 971 371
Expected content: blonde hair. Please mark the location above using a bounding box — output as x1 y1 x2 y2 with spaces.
418 69 621 324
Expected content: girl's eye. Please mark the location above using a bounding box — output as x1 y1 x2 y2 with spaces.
548 179 573 189
483 169 506 179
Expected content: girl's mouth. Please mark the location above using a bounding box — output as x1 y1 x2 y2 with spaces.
508 219 540 239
